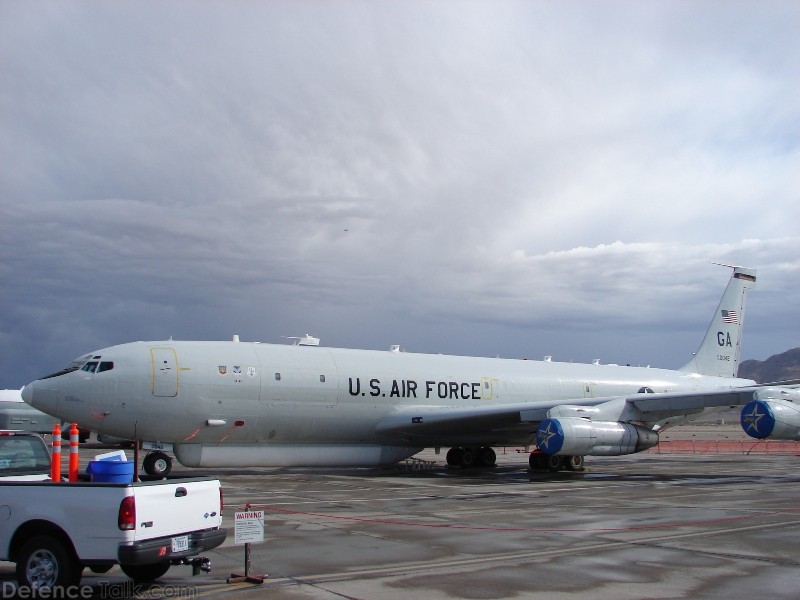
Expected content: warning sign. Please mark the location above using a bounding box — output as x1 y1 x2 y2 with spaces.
234 510 264 544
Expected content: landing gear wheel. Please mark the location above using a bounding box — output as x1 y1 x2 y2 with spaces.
529 452 549 470
446 447 464 467
546 455 563 472
459 447 476 468
564 455 585 471
478 447 497 467
143 452 172 477
16 535 81 590
447 446 496 469
446 447 462 466
120 561 171 582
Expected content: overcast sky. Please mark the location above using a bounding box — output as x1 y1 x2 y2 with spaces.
1 1 798 390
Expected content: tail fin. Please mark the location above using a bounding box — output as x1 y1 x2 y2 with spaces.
679 265 757 378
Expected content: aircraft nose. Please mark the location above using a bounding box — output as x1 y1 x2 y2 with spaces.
21 380 52 411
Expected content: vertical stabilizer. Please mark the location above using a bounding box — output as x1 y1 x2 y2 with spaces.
679 265 756 378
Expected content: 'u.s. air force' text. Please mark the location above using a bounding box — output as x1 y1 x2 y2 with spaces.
348 377 483 399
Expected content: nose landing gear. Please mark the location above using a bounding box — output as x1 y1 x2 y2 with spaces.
143 451 173 477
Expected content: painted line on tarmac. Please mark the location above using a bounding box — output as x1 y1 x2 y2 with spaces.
242 504 800 534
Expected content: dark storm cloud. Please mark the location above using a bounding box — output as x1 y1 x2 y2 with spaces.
1 1 798 388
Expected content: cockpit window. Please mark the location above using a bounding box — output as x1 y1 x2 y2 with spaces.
39 356 112 379
637 387 655 394
38 356 92 380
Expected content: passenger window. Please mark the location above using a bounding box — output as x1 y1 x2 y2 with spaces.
81 362 98 373
97 362 114 373
275 373 281 381
320 375 326 383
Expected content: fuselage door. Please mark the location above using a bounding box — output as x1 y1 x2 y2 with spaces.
480 377 494 400
151 348 178 397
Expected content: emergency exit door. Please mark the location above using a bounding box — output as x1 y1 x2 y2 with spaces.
151 348 178 397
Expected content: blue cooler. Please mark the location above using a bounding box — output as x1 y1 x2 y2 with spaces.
86 457 135 483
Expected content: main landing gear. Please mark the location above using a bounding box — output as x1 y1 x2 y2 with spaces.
445 447 585 472
446 446 497 468
528 452 585 472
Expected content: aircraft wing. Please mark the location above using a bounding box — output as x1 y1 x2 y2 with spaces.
628 387 758 415
373 387 766 446
374 402 544 447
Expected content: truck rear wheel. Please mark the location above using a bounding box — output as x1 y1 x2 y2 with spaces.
120 561 171 582
16 535 80 590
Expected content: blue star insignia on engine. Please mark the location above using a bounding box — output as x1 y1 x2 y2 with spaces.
740 400 775 439
535 418 564 454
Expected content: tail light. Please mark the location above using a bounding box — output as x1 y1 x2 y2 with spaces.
118 496 136 530
219 487 224 512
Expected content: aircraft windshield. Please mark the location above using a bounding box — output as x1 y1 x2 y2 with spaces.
39 355 92 380
79 361 114 374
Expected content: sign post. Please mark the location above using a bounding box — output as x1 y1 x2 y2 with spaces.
227 505 267 584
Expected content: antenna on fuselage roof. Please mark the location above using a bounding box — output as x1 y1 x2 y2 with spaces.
283 334 320 346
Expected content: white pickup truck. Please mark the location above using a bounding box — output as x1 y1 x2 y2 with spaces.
0 432 227 590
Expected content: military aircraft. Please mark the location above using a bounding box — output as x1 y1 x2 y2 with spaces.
22 265 800 477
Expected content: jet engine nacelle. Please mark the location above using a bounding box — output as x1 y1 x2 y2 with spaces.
535 418 659 456
741 399 800 441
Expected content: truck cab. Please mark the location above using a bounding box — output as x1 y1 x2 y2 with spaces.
0 431 51 481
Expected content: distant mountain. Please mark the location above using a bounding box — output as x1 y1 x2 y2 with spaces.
738 348 800 383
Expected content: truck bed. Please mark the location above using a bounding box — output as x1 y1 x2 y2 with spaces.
1 477 225 563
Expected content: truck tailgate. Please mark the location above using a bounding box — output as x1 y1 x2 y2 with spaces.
131 478 222 541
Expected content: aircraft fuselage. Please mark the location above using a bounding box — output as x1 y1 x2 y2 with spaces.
24 340 747 467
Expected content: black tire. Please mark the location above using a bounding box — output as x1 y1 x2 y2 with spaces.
546 455 563 472
529 452 548 470
478 447 497 467
446 447 462 466
460 447 476 468
16 535 81 590
565 455 585 471
120 561 171 582
88 564 113 574
143 452 172 477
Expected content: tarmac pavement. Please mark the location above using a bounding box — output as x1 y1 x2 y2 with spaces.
3 441 800 599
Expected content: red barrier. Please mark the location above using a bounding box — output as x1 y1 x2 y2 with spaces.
50 423 62 482
650 440 800 455
68 423 79 482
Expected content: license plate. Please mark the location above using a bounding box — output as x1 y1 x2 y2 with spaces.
171 535 189 553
